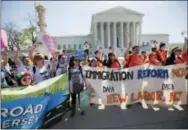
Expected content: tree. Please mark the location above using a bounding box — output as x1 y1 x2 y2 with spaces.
24 14 37 44
2 22 21 50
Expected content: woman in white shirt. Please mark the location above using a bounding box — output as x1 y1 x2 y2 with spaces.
68 56 87 117
15 49 33 73
29 45 51 84
56 54 68 76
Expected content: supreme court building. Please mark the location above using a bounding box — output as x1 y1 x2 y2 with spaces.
55 6 169 56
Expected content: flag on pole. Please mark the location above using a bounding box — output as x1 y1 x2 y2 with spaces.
1 29 8 48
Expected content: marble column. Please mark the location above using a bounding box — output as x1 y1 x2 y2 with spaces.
113 22 117 48
135 23 137 45
132 22 135 45
94 22 98 45
139 22 142 46
120 22 124 48
107 22 110 48
100 22 104 48
126 22 130 46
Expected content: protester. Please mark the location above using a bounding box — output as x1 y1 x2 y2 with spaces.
95 50 103 68
89 59 97 67
15 49 33 74
140 51 148 63
50 56 58 77
127 46 144 67
102 55 108 66
165 47 183 66
109 46 118 60
156 42 167 65
68 56 87 117
106 53 121 68
29 44 51 84
148 52 162 66
16 71 33 87
82 53 90 66
88 58 98 107
1 48 17 88
56 54 68 76
122 51 132 68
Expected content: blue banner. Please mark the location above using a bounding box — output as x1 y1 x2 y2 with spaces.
67 50 85 60
45 88 69 111
1 74 70 129
1 96 50 129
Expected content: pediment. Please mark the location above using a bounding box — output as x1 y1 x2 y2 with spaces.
94 6 144 16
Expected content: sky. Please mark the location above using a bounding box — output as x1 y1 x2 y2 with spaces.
2 1 187 43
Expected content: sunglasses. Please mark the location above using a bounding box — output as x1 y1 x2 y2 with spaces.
22 77 31 82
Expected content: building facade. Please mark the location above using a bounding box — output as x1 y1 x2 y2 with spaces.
55 6 171 56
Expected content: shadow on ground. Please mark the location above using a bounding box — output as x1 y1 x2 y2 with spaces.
51 104 188 129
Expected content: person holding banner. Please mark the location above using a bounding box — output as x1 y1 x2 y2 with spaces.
156 43 167 65
68 56 88 117
127 46 144 67
95 50 103 68
89 59 98 67
140 51 148 63
29 44 51 84
165 47 184 66
106 53 121 68
148 52 162 66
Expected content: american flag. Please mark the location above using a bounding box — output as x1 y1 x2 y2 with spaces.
42 34 57 56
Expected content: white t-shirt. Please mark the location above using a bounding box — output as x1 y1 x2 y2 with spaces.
17 60 33 73
56 63 68 76
32 65 50 84
56 56 68 76
69 66 84 93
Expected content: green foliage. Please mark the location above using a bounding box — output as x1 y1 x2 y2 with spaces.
19 27 36 47
66 48 76 52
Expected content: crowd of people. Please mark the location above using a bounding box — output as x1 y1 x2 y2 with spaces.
1 40 188 117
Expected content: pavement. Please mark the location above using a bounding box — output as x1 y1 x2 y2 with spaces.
51 104 188 129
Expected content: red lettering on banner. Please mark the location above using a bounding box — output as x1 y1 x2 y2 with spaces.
107 94 126 104
169 91 183 102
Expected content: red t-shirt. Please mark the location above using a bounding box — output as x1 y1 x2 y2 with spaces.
182 52 188 63
111 62 120 68
128 54 144 67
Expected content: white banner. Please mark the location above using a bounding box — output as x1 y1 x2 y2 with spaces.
84 63 187 107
